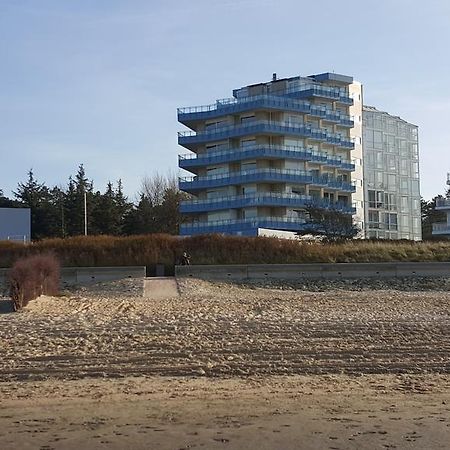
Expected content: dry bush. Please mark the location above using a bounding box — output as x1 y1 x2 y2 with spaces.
8 254 60 311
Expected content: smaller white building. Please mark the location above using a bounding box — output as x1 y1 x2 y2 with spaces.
0 208 31 242
432 174 450 238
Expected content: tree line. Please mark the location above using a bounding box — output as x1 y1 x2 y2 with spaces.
0 165 189 240
1 164 448 241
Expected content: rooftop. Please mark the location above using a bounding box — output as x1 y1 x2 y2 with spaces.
363 105 417 127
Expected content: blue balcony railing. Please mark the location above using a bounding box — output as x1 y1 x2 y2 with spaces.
178 144 355 172
180 216 309 235
178 120 354 150
283 84 353 105
180 193 355 214
179 168 355 193
178 94 353 128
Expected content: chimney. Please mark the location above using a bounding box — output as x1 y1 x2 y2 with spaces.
272 73 277 81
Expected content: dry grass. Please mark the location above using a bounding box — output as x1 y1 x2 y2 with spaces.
1 234 450 268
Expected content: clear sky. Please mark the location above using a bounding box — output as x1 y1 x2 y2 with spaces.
1 0 449 200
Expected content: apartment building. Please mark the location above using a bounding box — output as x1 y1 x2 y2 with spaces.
178 72 363 237
432 174 450 238
362 106 421 240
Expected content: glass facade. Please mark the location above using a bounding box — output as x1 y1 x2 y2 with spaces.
362 106 421 240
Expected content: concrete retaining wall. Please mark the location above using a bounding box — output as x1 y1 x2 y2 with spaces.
176 262 450 281
0 266 146 287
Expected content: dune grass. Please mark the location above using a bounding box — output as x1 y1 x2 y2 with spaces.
0 234 449 268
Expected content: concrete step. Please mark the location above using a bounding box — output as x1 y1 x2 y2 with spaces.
143 277 180 299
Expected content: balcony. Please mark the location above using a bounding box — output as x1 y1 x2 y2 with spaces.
284 84 353 105
178 120 354 150
180 216 309 236
178 94 353 128
432 222 450 236
178 145 355 172
435 198 450 210
179 168 356 193
180 193 355 214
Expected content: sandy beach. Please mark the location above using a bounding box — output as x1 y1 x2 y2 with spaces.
0 277 449 449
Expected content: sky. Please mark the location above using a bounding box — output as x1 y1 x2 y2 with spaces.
1 0 449 201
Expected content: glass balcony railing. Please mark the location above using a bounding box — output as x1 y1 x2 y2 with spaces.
178 120 354 149
179 168 355 192
180 193 355 214
178 94 353 127
283 84 353 104
180 216 309 235
178 144 354 171
435 198 450 209
432 222 450 233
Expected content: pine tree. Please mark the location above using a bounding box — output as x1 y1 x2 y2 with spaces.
91 182 119 235
123 194 156 235
13 170 59 239
0 188 21 207
64 165 94 236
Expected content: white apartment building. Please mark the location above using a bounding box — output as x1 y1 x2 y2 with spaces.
178 73 421 240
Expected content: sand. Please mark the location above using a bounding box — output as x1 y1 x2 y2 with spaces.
0 277 449 449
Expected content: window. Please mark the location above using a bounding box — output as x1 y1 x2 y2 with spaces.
205 120 227 131
374 131 383 149
240 115 255 124
369 211 380 226
368 190 384 209
388 174 397 190
400 196 409 212
241 139 256 148
387 155 397 172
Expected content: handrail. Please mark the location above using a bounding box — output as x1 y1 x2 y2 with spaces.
179 168 355 186
432 222 450 231
183 193 311 204
178 120 354 146
182 216 308 228
435 198 450 208
181 193 354 210
178 144 354 167
178 94 353 123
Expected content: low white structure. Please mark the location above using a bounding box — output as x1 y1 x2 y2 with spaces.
0 208 31 242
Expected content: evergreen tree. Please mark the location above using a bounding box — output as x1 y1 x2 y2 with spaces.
91 182 119 235
0 188 21 208
123 194 156 235
64 165 94 235
13 170 58 239
114 179 132 234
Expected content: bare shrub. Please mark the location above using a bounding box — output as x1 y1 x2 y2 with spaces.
8 254 60 310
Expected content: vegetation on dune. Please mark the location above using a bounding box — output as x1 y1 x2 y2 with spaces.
8 254 60 310
1 234 450 268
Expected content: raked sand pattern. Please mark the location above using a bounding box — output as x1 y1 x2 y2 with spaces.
0 277 449 449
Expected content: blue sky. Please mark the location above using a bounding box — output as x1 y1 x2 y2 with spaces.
1 0 449 200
